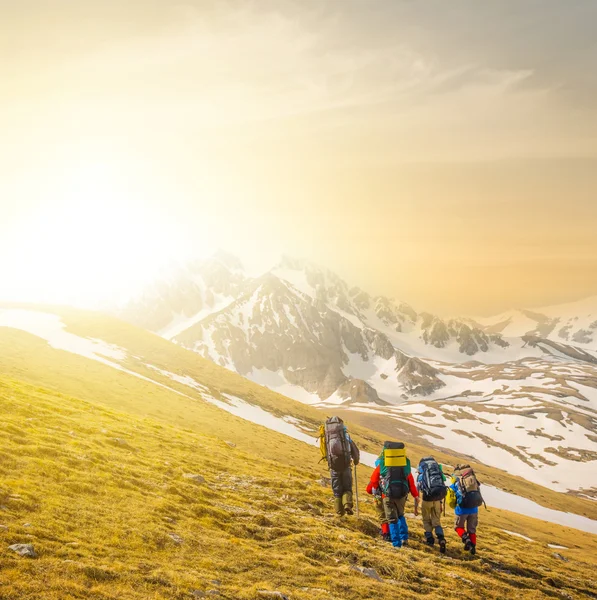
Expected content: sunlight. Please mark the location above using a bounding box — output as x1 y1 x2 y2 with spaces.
4 158 214 307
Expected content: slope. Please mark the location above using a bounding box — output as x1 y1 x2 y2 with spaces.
1 303 596 523
3 376 597 599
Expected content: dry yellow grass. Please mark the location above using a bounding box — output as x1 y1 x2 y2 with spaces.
1 374 597 599
1 306 597 599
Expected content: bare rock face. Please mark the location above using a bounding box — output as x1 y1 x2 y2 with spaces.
522 336 597 365
397 358 444 395
334 378 387 405
422 316 450 348
362 328 395 360
373 297 417 332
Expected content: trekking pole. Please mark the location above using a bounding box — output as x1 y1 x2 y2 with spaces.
354 462 360 519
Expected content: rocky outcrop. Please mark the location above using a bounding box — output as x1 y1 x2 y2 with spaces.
397 358 445 396
522 335 597 365
8 543 36 558
373 297 417 332
422 316 451 348
333 378 387 405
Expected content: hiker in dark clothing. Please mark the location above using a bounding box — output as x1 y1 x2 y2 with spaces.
319 416 360 516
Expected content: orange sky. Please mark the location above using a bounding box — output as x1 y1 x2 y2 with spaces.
1 1 596 314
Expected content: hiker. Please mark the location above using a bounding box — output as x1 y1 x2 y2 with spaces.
416 457 447 553
367 441 418 548
448 465 484 556
319 416 360 516
366 456 390 542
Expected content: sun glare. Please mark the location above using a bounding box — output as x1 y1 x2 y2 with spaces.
4 159 210 308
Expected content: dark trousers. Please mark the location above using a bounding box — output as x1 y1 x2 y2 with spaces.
330 467 353 515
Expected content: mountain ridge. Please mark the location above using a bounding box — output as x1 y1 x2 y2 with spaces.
116 253 597 495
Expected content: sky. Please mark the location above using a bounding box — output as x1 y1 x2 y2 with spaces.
1 0 596 315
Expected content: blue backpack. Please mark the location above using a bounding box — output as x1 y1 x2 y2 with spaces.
418 457 447 502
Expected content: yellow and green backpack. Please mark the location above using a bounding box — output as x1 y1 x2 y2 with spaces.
379 441 410 499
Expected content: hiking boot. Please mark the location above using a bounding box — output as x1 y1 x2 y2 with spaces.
344 507 354 516
425 536 435 547
334 497 345 517
470 544 476 556
382 533 392 543
439 539 446 554
461 532 471 551
402 539 409 547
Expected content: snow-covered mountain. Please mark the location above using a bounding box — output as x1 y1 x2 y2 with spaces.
119 253 597 495
466 296 597 352
118 251 247 338
121 254 516 403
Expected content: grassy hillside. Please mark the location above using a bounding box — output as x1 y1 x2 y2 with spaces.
1 304 595 521
1 375 597 600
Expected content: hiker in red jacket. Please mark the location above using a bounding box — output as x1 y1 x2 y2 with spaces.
366 457 391 542
366 452 419 547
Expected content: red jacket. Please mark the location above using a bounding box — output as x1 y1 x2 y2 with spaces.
366 464 419 498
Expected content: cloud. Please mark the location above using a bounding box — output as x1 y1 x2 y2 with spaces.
2 0 596 165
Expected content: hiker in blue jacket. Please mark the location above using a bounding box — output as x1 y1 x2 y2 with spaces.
449 473 480 555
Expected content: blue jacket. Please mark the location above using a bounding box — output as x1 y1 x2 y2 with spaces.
449 481 479 515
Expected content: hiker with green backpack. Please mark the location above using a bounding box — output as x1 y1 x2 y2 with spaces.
318 416 360 516
366 441 418 548
447 464 485 555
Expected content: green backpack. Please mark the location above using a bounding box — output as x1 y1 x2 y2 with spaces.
379 441 411 499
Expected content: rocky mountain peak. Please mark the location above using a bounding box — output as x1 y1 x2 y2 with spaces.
118 253 528 407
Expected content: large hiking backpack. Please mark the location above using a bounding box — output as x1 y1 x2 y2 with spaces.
456 466 484 509
418 457 447 502
321 416 351 471
379 441 410 499
446 477 458 509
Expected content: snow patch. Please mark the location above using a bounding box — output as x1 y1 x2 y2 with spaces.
502 530 534 542
0 309 126 365
159 293 235 339
201 393 317 447
248 368 321 405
